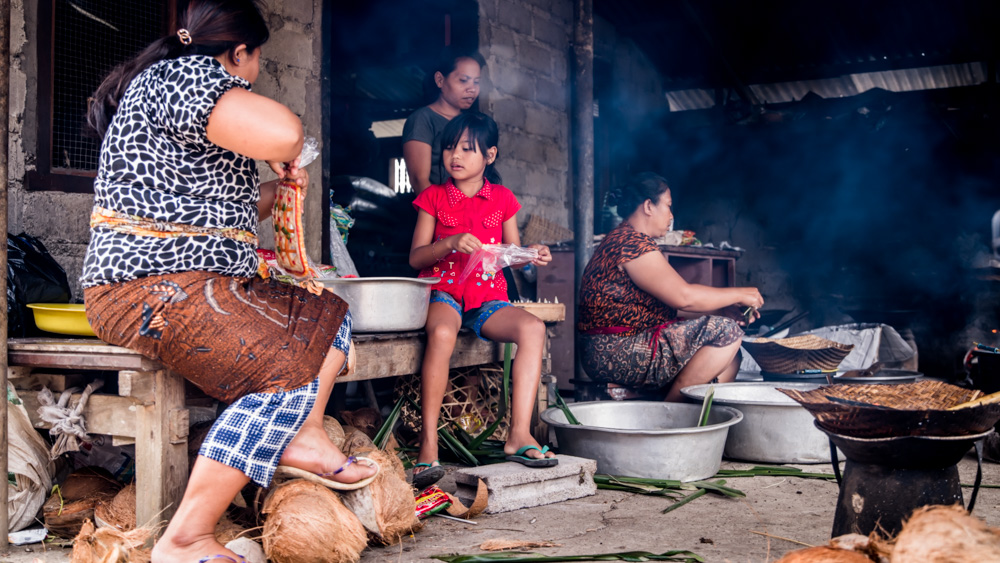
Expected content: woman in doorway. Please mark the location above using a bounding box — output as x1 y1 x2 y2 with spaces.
402 49 486 194
82 1 376 561
577 173 764 402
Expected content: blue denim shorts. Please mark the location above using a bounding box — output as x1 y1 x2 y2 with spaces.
430 290 511 339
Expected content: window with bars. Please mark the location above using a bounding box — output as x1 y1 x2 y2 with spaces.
29 0 175 192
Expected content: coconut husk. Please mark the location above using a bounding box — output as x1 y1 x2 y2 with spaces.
380 435 408 481
323 415 346 449
480 539 561 551
59 467 121 501
261 479 367 563
891 504 1000 562
342 428 376 457
45 468 122 539
340 408 380 440
774 546 876 563
215 512 248 545
70 518 153 563
362 449 422 545
95 483 136 532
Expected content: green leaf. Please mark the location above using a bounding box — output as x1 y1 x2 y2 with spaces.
552 387 581 425
697 386 714 427
374 395 405 449
662 488 708 513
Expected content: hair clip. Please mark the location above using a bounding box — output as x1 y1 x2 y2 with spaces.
176 28 193 46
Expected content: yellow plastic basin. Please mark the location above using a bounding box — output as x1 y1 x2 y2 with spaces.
26 303 96 337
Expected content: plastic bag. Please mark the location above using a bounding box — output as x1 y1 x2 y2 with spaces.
7 233 71 337
6 384 54 532
458 244 539 285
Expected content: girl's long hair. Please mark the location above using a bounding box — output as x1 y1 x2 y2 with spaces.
440 111 502 184
86 0 269 140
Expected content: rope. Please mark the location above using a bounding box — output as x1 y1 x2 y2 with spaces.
36 380 104 459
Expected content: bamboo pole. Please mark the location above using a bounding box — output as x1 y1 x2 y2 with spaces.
0 0 11 552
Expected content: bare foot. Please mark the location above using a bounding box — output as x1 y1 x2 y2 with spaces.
152 533 242 563
280 422 377 484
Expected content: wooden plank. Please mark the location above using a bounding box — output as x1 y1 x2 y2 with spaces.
512 302 566 322
9 350 158 371
339 332 500 382
135 370 188 528
20 391 140 437
119 370 156 406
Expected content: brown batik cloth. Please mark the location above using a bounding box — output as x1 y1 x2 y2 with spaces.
84 271 349 403
579 315 743 391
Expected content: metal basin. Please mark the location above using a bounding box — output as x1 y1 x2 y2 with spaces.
682 382 833 464
319 277 439 332
540 401 742 482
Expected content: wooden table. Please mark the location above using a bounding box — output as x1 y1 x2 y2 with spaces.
7 321 561 525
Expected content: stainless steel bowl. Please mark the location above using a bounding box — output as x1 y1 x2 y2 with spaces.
319 277 439 332
540 401 742 481
682 382 834 464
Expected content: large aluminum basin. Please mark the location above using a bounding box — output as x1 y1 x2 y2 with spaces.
681 382 832 464
319 277 439 332
540 401 742 482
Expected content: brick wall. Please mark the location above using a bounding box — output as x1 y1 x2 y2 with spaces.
479 0 573 231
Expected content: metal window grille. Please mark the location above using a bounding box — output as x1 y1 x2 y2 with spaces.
52 0 168 171
392 157 412 194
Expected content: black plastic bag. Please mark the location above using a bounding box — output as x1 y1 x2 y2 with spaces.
7 233 71 337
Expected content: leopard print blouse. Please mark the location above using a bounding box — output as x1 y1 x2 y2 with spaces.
577 222 677 335
81 55 259 288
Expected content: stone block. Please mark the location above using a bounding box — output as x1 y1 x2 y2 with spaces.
525 106 562 138
486 26 517 62
492 97 528 130
497 1 533 35
492 64 534 100
535 77 568 111
280 0 314 24
454 455 596 514
480 0 498 21
266 28 313 70
533 13 568 48
518 40 553 74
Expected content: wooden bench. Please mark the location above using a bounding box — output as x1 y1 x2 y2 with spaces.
7 329 535 526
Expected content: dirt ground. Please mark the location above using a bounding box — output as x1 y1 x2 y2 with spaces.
6 453 999 563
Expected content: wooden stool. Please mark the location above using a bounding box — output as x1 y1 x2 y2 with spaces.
8 338 188 528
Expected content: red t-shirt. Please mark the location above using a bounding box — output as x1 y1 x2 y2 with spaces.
413 178 521 311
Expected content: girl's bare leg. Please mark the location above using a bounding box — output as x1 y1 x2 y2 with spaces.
479 307 554 460
417 302 463 469
664 339 742 402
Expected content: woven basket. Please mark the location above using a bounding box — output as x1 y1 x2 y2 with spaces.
521 214 574 246
393 363 510 441
742 334 854 373
778 380 1000 438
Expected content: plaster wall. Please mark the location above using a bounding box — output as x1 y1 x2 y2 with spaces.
7 0 325 301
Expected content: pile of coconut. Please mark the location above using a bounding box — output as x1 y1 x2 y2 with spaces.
775 504 1000 562
62 408 421 563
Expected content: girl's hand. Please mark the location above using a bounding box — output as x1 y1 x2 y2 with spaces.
447 233 483 254
528 244 552 266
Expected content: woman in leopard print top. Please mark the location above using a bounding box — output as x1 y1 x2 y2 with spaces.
578 173 764 401
81 2 374 562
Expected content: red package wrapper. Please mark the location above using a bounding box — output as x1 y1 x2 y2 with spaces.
415 484 451 519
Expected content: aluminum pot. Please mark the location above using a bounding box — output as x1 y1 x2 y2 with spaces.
319 277 439 332
540 401 742 482
682 382 833 464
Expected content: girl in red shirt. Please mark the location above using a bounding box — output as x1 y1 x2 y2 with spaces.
409 112 555 487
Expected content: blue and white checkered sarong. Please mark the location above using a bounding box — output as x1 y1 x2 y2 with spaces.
198 311 353 486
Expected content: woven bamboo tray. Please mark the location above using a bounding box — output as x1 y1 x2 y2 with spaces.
742 334 854 373
778 380 1000 438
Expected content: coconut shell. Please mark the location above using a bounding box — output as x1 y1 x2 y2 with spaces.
95 482 136 532
262 479 367 563
323 415 346 449
215 512 247 545
45 470 120 540
774 546 875 563
340 408 380 439
363 449 422 545
342 428 376 457
892 504 1000 562
70 518 152 563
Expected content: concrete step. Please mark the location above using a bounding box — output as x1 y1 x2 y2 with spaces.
454 454 597 514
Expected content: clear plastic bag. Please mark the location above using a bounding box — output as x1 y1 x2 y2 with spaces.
298 136 320 167
458 244 539 285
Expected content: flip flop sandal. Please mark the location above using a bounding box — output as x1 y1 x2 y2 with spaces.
198 555 246 563
412 460 446 490
274 455 381 491
505 445 558 468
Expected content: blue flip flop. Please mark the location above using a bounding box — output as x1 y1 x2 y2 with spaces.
198 555 246 563
505 445 558 467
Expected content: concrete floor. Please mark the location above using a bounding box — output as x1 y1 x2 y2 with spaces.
8 454 1000 563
